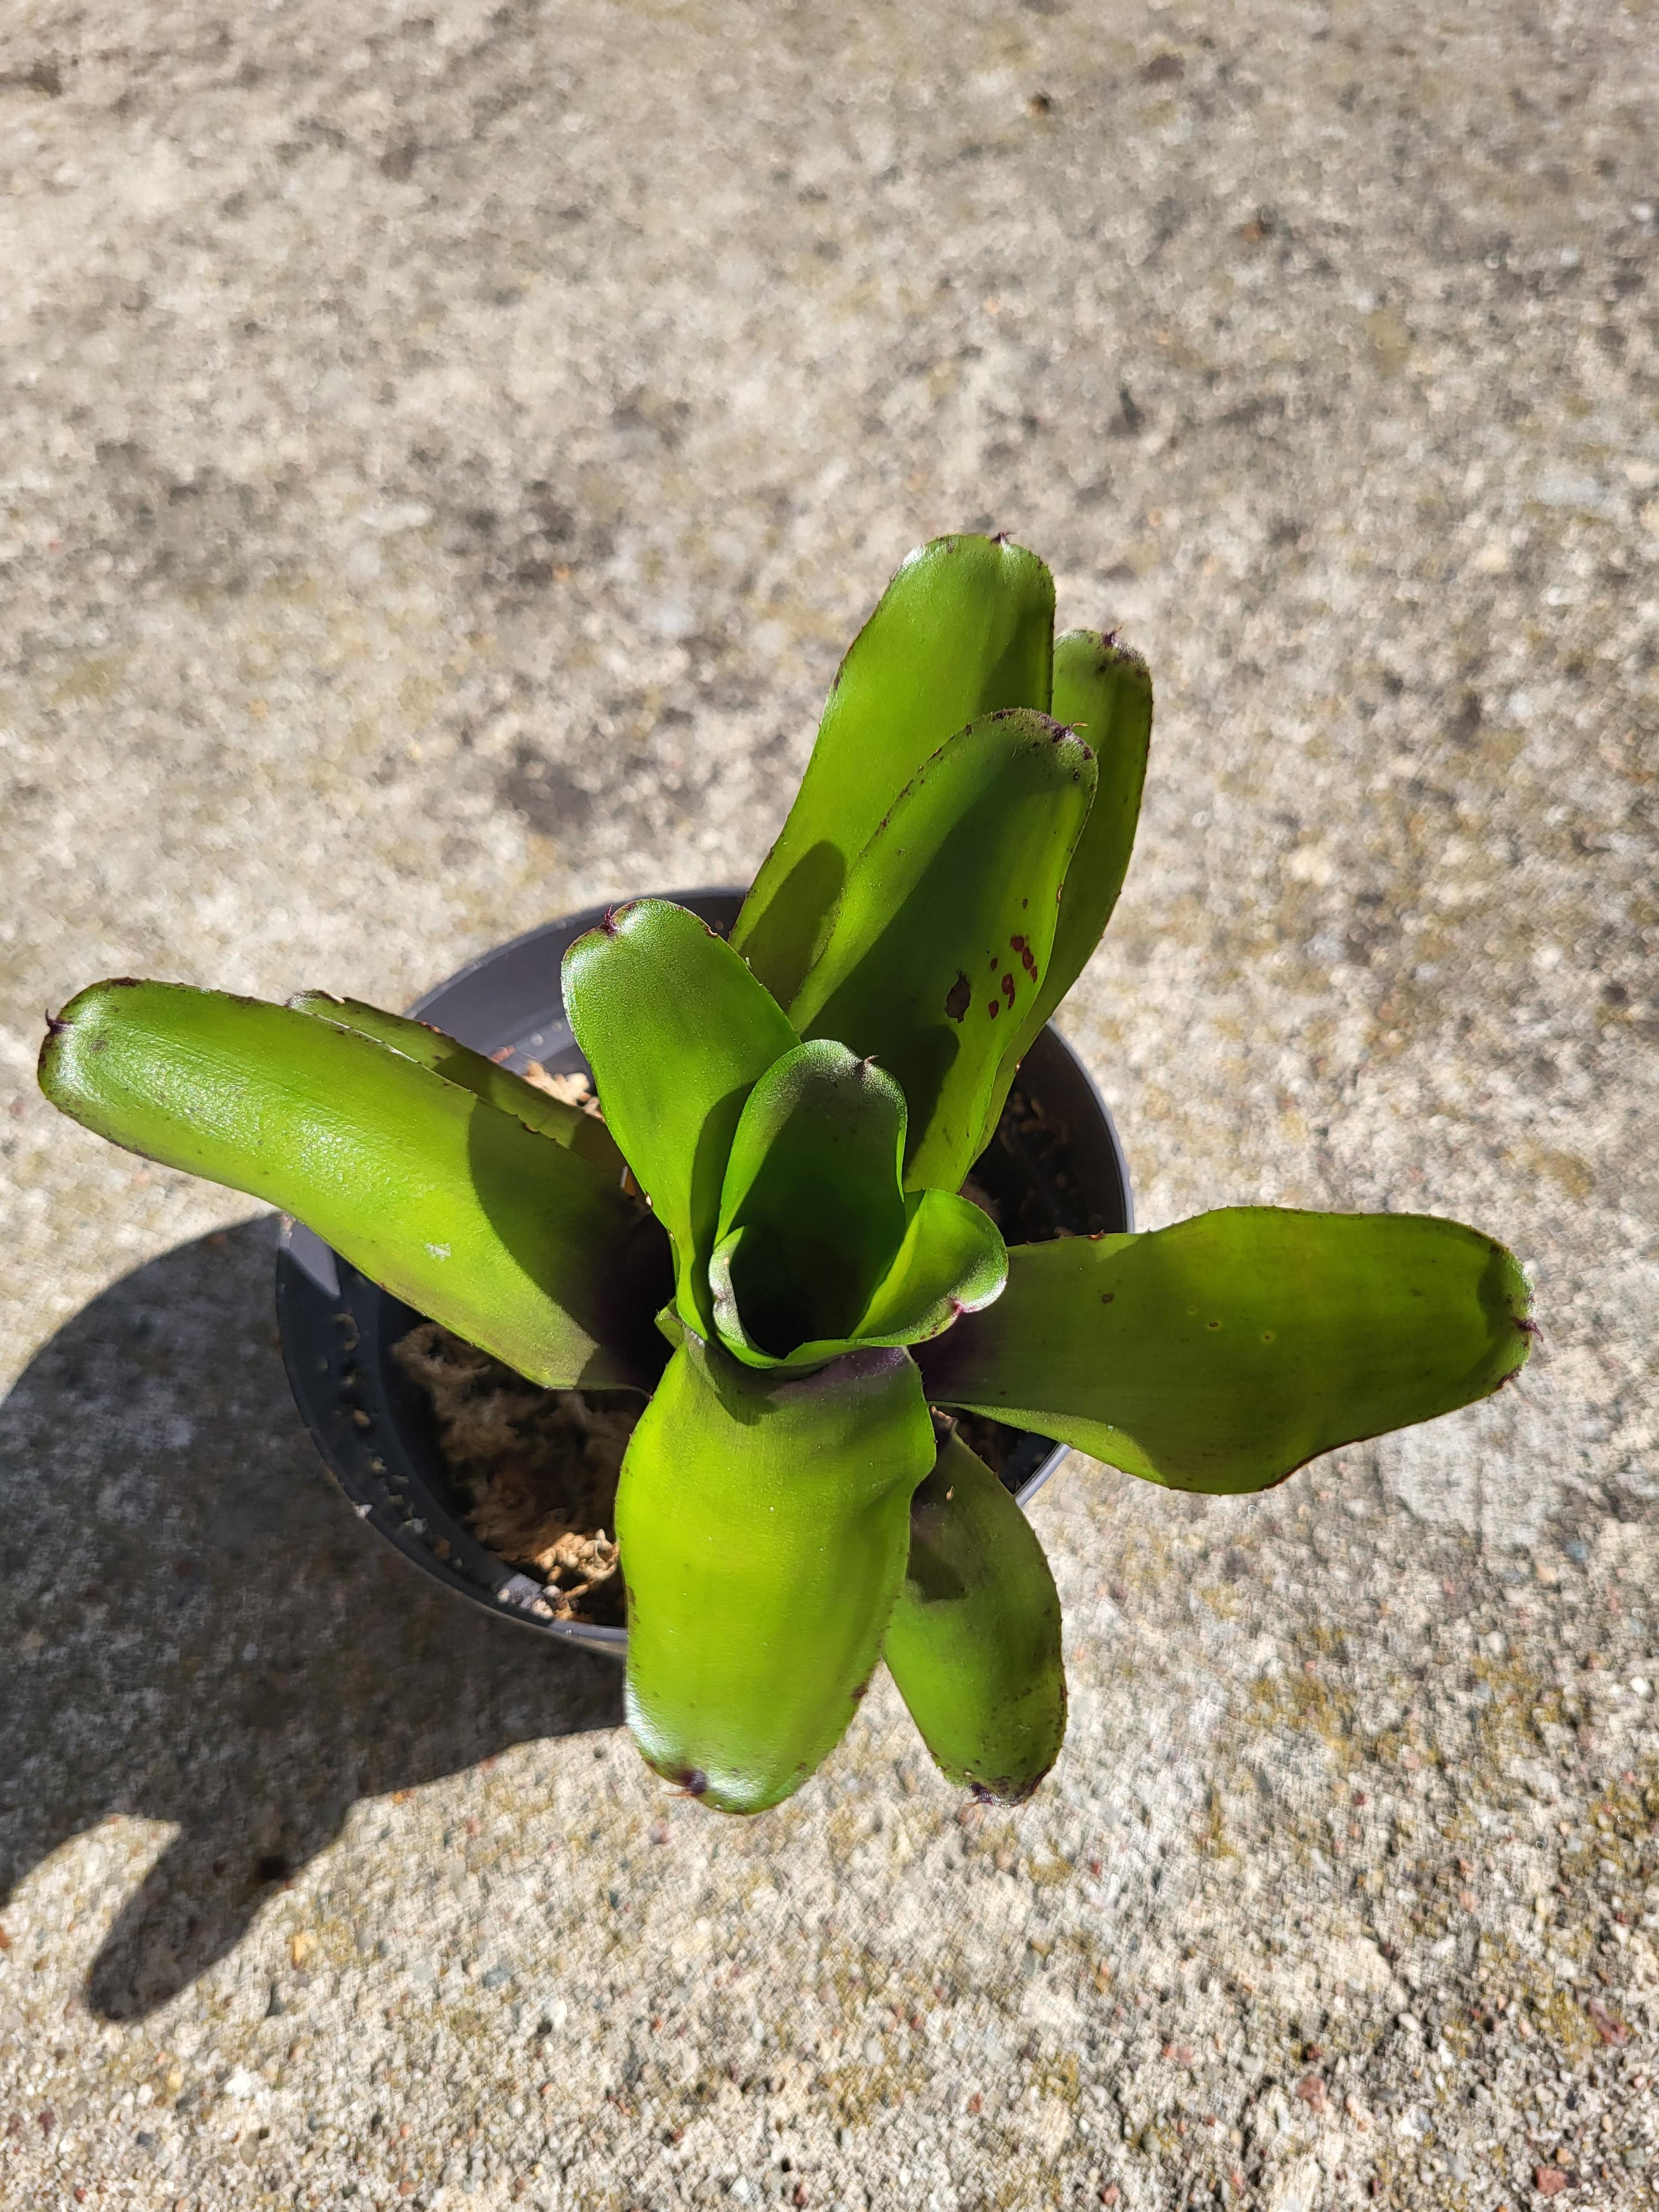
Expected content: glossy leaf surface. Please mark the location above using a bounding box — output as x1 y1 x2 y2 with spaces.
705 1045 1008 1369
40 982 670 1387
884 1430 1066 1802
853 1190 1007 1348
998 630 1152 1076
920 1209 1533 1493
789 709 1094 1194
709 1040 907 1364
562 900 797 1335
618 1333 935 1813
732 535 1056 1006
288 989 625 1177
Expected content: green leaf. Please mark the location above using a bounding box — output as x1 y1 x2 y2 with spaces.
708 1040 907 1365
788 709 1095 1194
920 1209 1533 1493
884 1429 1066 1802
562 900 797 1337
618 1332 935 1813
287 989 626 1178
998 630 1152 1074
39 981 671 1387
732 535 1056 1006
854 1190 1007 1348
704 1045 1008 1370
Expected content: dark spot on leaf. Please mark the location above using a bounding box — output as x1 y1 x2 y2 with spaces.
1100 1291 1114 1303
1000 973 1015 1003
987 1001 1000 1019
945 972 972 1022
1010 935 1027 952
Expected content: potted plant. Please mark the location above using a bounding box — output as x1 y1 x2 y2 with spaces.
38 533 1532 1815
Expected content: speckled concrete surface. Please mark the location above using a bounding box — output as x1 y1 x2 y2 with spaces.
3 1 1657 2206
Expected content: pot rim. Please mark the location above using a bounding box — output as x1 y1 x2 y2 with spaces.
275 886 1133 1655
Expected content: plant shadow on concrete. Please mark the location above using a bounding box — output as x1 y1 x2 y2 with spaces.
0 1215 619 2022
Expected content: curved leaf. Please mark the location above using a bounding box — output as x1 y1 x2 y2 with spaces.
288 989 626 1178
562 900 797 1335
789 709 1095 1194
40 981 671 1387
854 1190 1007 1348
618 1333 935 1813
708 1040 907 1364
884 1430 1066 1802
919 1209 1533 1493
998 629 1152 1075
732 535 1056 1005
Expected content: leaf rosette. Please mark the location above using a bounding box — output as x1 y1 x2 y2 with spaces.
38 533 1533 1814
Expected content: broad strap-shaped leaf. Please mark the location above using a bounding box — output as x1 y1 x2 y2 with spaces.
562 900 797 1337
997 630 1152 1077
919 1209 1533 1494
884 1429 1066 1802
40 982 671 1387
618 1332 935 1814
708 1040 907 1365
853 1190 1006 1348
732 535 1056 1006
288 989 625 1178
788 709 1095 1195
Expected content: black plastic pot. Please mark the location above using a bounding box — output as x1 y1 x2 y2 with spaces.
275 888 1134 1657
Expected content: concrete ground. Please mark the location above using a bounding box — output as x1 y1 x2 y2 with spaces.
2 0 1657 2205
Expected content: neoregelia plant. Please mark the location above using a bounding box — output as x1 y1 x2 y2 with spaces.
39 534 1533 1814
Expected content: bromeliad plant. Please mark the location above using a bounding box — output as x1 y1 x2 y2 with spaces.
40 534 1533 1815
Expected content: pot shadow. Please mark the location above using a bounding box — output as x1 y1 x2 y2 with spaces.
0 1215 621 2022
